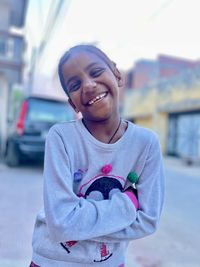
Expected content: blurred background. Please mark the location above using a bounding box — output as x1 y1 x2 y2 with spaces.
0 0 200 266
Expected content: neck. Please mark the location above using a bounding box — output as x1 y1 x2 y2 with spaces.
82 116 123 144
107 118 121 143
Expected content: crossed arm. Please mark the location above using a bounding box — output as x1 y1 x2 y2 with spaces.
44 127 165 243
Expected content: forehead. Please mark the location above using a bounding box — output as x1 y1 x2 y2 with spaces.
61 51 108 76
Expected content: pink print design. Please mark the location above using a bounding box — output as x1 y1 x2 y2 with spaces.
94 243 113 262
101 164 113 174
100 243 110 257
65 240 78 247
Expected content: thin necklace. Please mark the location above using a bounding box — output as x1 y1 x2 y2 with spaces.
82 118 122 144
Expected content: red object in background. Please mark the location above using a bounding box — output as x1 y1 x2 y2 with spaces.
16 100 28 135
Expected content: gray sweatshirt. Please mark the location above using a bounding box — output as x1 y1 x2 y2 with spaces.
31 119 165 267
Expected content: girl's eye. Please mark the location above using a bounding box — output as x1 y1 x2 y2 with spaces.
68 81 81 93
90 68 105 78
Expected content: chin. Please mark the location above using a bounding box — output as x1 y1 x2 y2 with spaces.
83 109 113 122
85 113 112 123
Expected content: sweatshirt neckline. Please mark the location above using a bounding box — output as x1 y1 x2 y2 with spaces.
76 119 133 150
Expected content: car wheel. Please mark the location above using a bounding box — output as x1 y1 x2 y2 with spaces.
5 142 20 167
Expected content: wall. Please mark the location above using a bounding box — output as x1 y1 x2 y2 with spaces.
124 55 200 90
0 3 9 30
123 67 200 154
0 0 27 153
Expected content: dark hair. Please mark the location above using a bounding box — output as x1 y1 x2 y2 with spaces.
58 44 116 96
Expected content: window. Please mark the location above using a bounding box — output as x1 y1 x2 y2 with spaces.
27 99 74 123
0 39 6 56
0 37 14 59
7 38 14 59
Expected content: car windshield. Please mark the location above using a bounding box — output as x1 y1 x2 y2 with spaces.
27 99 73 122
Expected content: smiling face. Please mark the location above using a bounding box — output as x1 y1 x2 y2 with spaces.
60 51 122 122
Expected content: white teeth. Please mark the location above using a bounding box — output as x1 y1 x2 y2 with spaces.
88 93 107 105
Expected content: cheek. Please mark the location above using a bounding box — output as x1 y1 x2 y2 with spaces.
107 77 120 95
69 93 82 108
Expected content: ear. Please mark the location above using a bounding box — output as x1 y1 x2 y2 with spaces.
113 67 123 87
68 98 80 113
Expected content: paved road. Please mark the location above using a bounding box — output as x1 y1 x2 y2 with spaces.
0 162 43 267
0 158 200 267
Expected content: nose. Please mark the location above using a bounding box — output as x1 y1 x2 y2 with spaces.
82 76 97 93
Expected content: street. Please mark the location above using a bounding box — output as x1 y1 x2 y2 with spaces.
0 158 200 267
0 162 43 267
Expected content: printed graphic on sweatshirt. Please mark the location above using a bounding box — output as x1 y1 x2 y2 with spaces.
77 169 125 201
94 243 113 262
61 165 126 261
79 166 125 262
60 241 78 253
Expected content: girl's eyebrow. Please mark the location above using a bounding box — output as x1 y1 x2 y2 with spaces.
85 62 103 71
66 62 103 84
66 76 78 86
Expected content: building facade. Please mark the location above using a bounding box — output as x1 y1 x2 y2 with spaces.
0 0 27 153
123 66 200 163
125 54 200 90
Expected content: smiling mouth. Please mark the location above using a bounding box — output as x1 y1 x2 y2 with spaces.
87 92 108 106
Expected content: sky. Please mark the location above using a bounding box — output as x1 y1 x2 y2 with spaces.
25 0 200 75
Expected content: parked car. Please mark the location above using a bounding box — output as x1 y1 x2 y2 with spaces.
4 96 74 167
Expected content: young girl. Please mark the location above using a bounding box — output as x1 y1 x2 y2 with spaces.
30 44 165 267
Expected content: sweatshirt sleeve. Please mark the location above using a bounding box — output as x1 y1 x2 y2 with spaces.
43 126 137 243
92 133 165 243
